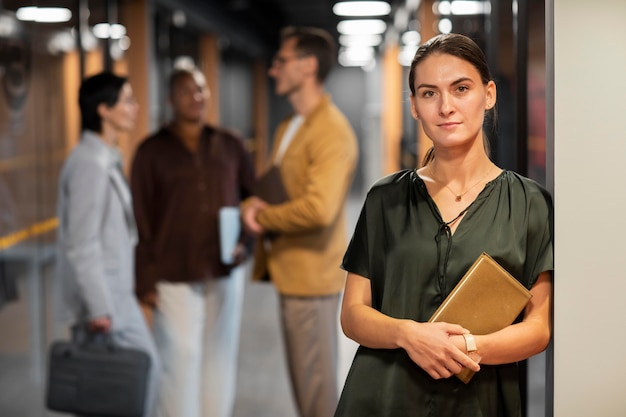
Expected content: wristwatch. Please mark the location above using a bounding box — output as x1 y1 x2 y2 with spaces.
462 333 481 363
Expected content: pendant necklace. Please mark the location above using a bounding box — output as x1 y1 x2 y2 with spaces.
428 163 493 202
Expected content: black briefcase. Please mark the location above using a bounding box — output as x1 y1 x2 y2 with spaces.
46 332 151 417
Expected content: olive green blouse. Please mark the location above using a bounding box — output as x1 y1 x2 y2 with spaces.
335 169 553 417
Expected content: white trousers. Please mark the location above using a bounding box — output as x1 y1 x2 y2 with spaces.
153 265 245 417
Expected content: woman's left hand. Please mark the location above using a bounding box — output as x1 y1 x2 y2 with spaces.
397 320 480 379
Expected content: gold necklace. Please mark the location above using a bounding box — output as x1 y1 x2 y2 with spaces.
428 163 493 202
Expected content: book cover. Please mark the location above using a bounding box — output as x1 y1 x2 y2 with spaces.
253 165 289 205
428 252 532 383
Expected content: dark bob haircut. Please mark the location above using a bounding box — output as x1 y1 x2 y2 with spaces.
79 71 127 133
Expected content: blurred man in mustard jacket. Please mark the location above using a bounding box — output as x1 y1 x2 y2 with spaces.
241 26 358 417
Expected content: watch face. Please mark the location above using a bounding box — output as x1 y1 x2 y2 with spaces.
469 351 482 364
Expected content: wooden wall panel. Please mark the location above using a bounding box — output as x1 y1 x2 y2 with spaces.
199 34 221 126
382 44 403 174
120 0 153 174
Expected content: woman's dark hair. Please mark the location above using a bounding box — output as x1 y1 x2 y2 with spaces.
280 26 337 83
408 33 495 166
79 71 127 133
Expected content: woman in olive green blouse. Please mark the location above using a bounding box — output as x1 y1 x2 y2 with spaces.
335 33 553 417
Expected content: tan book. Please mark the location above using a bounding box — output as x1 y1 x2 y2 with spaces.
428 252 532 383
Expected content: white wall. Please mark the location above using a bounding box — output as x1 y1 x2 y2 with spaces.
553 1 626 415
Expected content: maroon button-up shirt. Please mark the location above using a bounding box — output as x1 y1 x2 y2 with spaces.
130 125 255 299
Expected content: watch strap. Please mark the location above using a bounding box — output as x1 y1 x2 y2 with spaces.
462 333 477 352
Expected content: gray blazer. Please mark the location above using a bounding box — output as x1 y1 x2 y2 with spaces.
56 131 138 328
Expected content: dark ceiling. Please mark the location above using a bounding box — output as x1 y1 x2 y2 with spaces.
164 0 405 55
2 0 406 56
222 0 357 45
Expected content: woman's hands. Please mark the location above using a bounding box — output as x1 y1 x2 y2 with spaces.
341 272 480 380
396 320 480 379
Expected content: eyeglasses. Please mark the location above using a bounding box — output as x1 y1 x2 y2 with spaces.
271 54 306 68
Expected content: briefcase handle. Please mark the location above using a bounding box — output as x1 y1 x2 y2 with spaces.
71 324 118 352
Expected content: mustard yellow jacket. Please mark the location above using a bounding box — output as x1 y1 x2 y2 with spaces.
245 95 358 296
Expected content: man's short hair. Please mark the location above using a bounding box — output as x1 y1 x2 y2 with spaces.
280 26 337 83
168 67 206 94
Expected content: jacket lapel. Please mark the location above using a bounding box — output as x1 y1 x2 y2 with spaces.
108 164 138 245
82 132 138 244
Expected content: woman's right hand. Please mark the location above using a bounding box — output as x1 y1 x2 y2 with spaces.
397 320 480 379
87 316 112 333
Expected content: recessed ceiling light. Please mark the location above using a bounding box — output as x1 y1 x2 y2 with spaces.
438 18 453 34
434 1 491 15
401 30 421 45
16 6 72 23
339 46 376 67
339 34 383 47
93 23 127 39
333 1 391 17
398 45 416 67
337 19 387 35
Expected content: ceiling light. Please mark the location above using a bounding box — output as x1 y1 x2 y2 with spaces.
0 15 18 36
93 23 109 38
119 36 131 51
16 6 72 23
47 30 76 55
434 1 491 16
401 30 421 45
339 34 383 47
438 18 453 33
435 1 451 15
339 46 375 67
93 23 127 39
333 1 391 17
337 19 387 35
398 45 416 67
109 24 127 39
342 46 375 60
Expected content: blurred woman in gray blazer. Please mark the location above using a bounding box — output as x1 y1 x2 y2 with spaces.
56 72 160 417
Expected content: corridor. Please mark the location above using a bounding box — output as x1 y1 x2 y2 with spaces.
0 198 363 417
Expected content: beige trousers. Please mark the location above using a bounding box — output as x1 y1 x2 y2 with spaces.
279 294 341 417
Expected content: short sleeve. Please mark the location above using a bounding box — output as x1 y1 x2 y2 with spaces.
341 197 371 279
526 185 554 287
